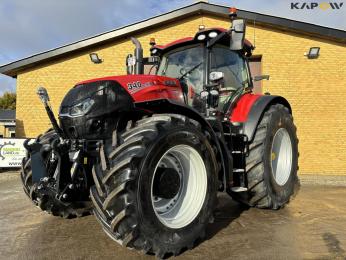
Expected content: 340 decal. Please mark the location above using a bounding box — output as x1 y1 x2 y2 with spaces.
127 81 142 90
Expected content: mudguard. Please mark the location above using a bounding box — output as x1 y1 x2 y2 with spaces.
231 94 291 142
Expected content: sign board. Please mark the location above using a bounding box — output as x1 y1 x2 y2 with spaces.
0 139 28 168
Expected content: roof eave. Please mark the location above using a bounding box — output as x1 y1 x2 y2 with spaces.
0 2 345 77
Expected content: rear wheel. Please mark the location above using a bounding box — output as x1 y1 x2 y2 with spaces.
231 104 299 209
21 130 92 218
91 114 218 257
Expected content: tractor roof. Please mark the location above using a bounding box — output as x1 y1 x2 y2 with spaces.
151 27 254 56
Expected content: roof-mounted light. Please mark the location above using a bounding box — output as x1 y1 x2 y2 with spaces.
149 37 156 46
198 24 205 31
229 7 237 20
208 31 218 38
151 48 158 55
197 34 206 41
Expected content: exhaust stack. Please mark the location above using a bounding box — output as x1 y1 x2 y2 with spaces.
130 37 144 74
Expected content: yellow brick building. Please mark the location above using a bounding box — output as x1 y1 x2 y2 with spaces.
0 2 345 175
0 110 16 138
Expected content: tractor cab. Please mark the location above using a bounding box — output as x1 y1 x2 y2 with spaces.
127 8 254 116
153 27 254 113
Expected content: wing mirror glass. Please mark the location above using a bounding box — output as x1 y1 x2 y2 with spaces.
126 54 136 74
209 71 224 82
253 75 270 81
230 19 246 51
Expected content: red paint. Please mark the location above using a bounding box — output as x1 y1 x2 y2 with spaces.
76 74 184 104
230 93 261 122
244 39 254 49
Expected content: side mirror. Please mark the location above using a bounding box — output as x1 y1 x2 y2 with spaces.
253 75 270 81
126 54 136 75
230 19 246 51
209 71 224 82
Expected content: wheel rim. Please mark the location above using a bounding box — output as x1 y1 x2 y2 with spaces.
151 144 207 229
270 128 293 186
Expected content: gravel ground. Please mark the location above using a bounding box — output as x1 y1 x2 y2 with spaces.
1 171 346 259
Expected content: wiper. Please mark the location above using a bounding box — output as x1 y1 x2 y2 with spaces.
179 62 203 80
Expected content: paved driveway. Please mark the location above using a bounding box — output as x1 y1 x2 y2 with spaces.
0 172 346 259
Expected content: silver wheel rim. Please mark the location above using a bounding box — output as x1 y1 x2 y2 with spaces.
151 144 207 229
270 128 293 186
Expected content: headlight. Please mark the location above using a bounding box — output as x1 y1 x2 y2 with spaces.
70 98 95 116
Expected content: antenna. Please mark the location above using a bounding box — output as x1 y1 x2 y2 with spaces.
253 19 256 49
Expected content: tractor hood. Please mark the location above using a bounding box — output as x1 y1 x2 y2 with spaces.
76 74 184 103
58 74 184 139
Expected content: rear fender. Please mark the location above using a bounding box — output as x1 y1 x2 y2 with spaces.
134 99 232 191
231 94 292 142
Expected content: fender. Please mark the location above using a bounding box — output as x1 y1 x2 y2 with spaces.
231 94 291 142
134 99 233 191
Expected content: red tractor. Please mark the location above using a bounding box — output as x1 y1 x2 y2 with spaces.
21 9 299 258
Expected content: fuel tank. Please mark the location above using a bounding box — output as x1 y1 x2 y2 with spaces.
58 75 184 139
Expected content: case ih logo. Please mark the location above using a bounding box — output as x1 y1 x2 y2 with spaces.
291 2 344 9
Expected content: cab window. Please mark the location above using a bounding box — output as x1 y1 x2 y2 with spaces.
157 45 205 94
210 46 249 90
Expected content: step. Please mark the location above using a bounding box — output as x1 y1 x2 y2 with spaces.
233 168 245 173
231 187 248 192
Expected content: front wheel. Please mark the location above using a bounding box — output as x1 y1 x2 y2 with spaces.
230 104 299 209
91 114 218 258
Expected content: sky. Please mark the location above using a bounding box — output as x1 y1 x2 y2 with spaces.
0 0 345 95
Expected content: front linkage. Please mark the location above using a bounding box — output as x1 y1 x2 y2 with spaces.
21 89 93 218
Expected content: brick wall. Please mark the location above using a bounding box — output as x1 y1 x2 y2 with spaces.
15 14 346 175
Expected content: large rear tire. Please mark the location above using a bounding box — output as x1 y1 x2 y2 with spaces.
231 104 299 209
20 130 92 218
91 114 218 258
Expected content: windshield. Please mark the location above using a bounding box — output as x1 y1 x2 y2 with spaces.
157 45 205 105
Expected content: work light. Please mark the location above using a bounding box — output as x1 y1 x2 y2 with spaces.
306 47 320 59
208 31 218 38
197 34 206 40
89 53 102 64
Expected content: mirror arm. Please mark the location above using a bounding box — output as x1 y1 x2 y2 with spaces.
253 75 270 81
